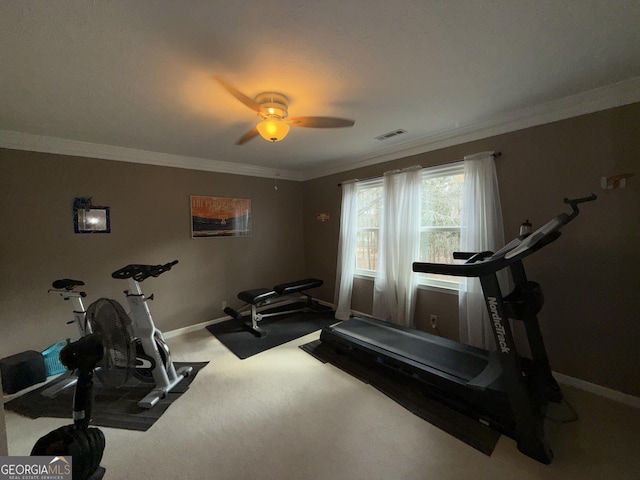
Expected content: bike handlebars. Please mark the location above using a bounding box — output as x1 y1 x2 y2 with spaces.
563 194 597 221
111 260 178 282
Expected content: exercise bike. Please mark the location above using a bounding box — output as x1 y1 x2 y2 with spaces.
110 260 192 408
41 280 91 398
45 277 175 387
44 261 191 408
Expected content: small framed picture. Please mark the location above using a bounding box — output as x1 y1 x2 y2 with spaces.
74 205 110 234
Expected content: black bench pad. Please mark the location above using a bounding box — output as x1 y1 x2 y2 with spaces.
237 278 324 305
238 288 278 305
273 278 323 296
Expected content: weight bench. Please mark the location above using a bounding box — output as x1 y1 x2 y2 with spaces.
223 278 324 337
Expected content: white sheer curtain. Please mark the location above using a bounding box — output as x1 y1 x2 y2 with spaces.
334 180 358 320
372 166 422 327
459 151 505 349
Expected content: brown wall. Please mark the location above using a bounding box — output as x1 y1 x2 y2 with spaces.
303 102 640 396
0 149 305 358
1 102 638 397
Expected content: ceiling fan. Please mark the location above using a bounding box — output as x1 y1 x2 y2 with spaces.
215 76 355 145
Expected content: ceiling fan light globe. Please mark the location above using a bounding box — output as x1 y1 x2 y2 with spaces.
257 118 290 142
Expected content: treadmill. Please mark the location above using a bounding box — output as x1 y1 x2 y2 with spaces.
320 195 596 464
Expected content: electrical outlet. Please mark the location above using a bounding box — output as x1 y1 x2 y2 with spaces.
222 300 227 310
430 314 438 329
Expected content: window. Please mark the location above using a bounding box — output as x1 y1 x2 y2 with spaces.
355 178 383 273
418 163 464 289
354 162 464 290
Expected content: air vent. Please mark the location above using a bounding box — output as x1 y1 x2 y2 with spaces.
375 129 407 141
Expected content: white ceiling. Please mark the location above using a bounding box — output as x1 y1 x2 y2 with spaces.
1 1 639 181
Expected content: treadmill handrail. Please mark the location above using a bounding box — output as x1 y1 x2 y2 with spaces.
413 195 596 277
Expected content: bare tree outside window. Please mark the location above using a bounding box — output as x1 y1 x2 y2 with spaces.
419 172 464 287
356 182 382 271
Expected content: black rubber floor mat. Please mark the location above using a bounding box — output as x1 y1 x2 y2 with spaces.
207 305 337 359
5 362 208 431
300 340 500 456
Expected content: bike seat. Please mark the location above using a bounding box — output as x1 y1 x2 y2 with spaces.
52 279 85 290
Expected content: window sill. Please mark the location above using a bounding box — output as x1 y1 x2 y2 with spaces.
417 283 459 296
353 273 459 295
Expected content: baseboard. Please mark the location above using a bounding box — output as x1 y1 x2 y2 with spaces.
164 316 228 339
553 372 640 409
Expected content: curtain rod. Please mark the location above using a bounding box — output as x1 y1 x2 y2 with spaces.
337 151 501 187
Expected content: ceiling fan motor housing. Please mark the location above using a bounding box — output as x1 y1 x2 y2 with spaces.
255 92 289 119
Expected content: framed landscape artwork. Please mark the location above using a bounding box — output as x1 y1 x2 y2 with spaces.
190 196 251 238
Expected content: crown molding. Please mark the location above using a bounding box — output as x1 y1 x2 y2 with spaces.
0 130 303 181
302 76 640 180
2 76 638 182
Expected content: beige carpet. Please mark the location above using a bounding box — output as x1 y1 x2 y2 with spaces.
4 327 640 480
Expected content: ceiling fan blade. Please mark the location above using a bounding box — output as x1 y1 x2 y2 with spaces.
236 128 260 145
214 76 261 113
289 116 355 128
